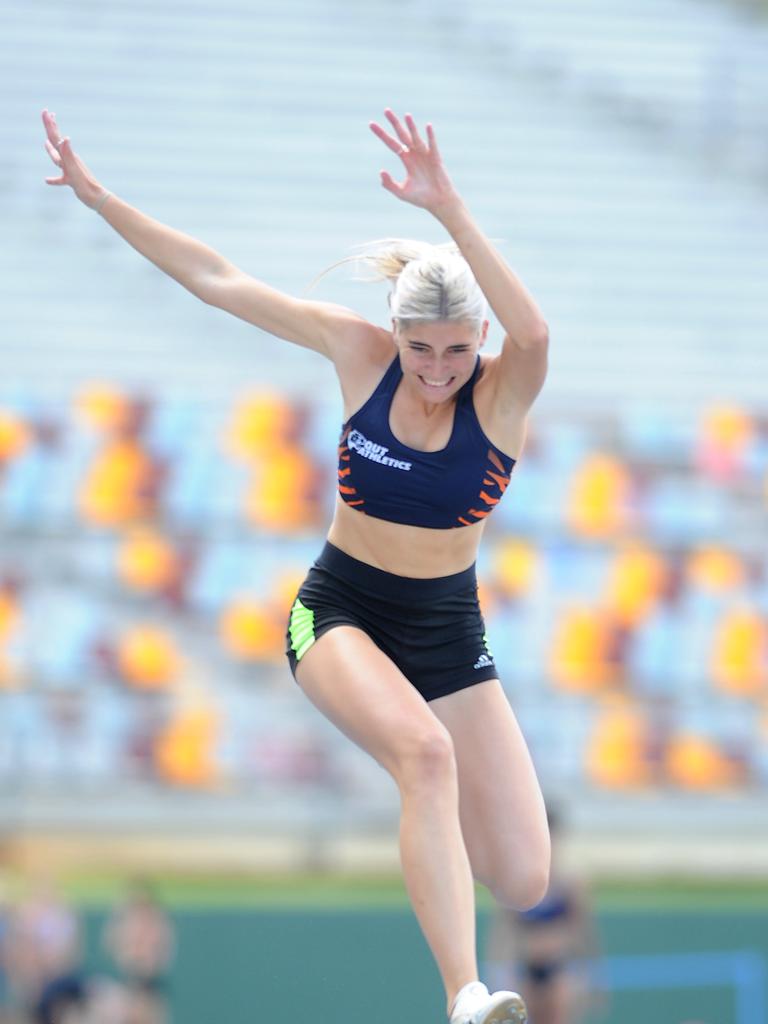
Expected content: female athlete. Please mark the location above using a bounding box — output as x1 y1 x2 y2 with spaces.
42 106 551 1024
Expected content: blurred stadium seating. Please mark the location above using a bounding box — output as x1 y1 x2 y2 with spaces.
1 0 767 849
0 388 765 812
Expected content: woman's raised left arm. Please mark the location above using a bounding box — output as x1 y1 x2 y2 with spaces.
370 109 549 410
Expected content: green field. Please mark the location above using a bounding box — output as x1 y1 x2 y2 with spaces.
55 869 768 911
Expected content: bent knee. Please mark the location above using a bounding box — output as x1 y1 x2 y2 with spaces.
485 846 552 911
489 866 550 911
393 726 456 790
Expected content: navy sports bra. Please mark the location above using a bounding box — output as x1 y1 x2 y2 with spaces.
337 355 517 529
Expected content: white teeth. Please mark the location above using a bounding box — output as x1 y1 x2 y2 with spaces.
423 378 450 386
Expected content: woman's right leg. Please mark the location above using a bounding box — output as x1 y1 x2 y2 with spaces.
295 625 478 1013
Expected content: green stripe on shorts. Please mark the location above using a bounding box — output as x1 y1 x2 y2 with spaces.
289 597 316 661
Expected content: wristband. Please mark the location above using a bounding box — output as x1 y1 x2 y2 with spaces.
94 190 112 214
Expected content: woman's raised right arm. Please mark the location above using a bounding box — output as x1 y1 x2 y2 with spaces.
41 109 369 356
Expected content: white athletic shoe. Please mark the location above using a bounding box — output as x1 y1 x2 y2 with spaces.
449 981 527 1024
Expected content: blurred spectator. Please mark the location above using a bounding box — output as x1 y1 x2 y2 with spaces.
79 976 134 1024
485 806 605 1024
6 876 85 1024
102 880 175 1024
34 975 86 1024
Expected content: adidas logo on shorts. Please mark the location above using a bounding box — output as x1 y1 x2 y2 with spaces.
474 653 494 670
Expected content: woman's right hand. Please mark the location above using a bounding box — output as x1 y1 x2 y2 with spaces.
42 109 107 209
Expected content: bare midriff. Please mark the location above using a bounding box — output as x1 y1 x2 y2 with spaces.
326 497 486 578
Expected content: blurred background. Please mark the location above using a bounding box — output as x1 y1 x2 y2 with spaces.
2 0 768 1021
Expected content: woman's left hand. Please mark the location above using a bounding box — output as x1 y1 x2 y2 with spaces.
369 110 460 215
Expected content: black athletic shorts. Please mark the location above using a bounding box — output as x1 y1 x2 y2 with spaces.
285 541 499 702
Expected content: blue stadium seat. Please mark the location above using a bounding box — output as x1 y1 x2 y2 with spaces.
23 590 103 688
41 422 102 527
620 409 696 466
145 396 206 461
1 448 49 527
186 538 254 615
485 606 531 688
627 605 686 697
643 476 729 544
163 444 217 526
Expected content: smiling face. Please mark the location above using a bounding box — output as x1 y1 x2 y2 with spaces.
394 319 489 401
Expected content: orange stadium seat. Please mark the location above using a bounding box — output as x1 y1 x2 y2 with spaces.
565 452 633 538
586 696 652 788
664 732 743 789
0 586 21 689
155 707 219 787
219 597 285 663
224 394 322 532
0 410 31 463
79 439 160 526
244 444 321 532
711 605 768 697
225 393 297 460
604 543 667 628
549 603 618 692
686 546 746 594
116 625 181 689
75 385 134 433
117 527 179 594
491 538 539 600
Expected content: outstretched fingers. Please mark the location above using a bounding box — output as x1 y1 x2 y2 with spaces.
425 122 440 158
403 113 427 152
44 138 61 164
384 108 413 148
371 109 433 160
369 119 405 157
370 108 451 209
42 109 69 184
44 142 66 185
42 109 63 149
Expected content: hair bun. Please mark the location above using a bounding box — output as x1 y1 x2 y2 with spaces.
306 237 487 329
353 238 460 282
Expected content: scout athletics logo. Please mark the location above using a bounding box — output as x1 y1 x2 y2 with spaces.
348 429 412 471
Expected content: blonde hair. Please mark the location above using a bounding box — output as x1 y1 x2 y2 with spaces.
313 238 488 330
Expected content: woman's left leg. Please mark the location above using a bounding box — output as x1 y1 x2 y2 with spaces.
430 679 551 911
